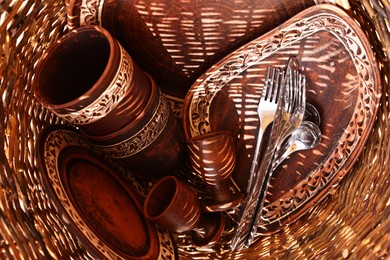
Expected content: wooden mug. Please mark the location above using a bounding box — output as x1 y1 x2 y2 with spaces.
186 131 244 212
143 176 225 247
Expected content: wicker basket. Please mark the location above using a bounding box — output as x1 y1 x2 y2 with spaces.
0 0 388 259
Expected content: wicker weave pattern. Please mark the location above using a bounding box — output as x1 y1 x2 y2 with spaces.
0 0 389 259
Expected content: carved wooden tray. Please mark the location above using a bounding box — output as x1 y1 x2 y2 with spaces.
182 4 381 236
36 125 177 259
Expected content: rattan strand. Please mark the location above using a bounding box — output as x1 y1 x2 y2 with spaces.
0 0 389 259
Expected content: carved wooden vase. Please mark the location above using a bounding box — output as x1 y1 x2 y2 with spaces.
84 75 185 179
143 176 226 247
33 25 151 137
186 131 244 212
33 25 185 179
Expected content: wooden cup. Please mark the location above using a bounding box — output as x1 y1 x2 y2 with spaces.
186 131 244 212
143 176 225 247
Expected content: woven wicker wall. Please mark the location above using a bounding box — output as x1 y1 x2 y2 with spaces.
0 0 388 259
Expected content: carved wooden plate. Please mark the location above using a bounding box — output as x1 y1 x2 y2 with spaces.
37 125 177 259
182 4 381 235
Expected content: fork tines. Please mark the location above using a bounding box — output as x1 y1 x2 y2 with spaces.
263 67 282 102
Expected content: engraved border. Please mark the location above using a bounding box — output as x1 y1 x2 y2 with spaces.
97 93 170 158
59 45 134 125
42 128 176 259
186 13 379 230
79 0 103 26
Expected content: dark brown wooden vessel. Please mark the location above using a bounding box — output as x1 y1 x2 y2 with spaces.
33 26 186 179
144 176 226 247
33 25 151 137
186 130 244 212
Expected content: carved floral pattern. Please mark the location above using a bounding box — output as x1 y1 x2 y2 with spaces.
97 93 170 158
187 13 379 231
165 94 184 118
42 128 176 259
60 45 133 125
79 0 103 26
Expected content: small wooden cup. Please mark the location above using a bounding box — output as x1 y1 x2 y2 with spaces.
143 176 225 247
186 131 244 212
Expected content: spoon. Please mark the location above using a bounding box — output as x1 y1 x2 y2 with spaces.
272 120 321 170
272 102 321 169
303 103 321 126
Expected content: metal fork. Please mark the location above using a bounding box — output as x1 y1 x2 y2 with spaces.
245 66 306 247
231 66 284 250
245 67 282 193
277 69 306 145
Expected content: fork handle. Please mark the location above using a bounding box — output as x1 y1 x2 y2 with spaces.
272 138 298 171
231 134 275 250
230 123 269 250
246 127 265 192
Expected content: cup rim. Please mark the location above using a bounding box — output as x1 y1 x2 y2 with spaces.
33 25 118 112
186 130 232 144
143 176 179 221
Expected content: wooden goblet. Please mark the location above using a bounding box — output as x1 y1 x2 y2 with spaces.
186 131 244 212
143 176 225 247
